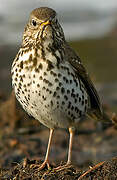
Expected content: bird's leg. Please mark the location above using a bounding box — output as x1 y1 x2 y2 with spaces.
30 128 54 170
39 128 54 170
66 127 75 165
54 127 75 171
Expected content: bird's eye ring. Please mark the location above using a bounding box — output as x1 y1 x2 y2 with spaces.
32 19 37 26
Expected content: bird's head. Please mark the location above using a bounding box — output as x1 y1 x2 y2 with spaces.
22 7 65 48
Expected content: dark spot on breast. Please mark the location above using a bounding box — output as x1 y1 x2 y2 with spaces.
68 102 71 108
35 68 39 72
33 57 37 66
64 95 68 101
50 100 53 106
42 95 46 100
85 99 88 104
53 91 57 97
20 61 23 69
56 86 60 91
46 60 54 71
42 86 46 90
63 76 67 82
27 82 31 86
61 87 65 94
55 78 59 82
15 77 17 81
79 97 81 102
43 78 47 83
50 71 57 77
44 72 47 76
19 82 22 87
75 107 79 113
71 93 75 98
46 88 49 92
48 82 52 86
72 89 74 93
67 89 70 94
71 106 74 110
39 76 43 80
39 63 43 69
82 101 84 105
37 84 40 87
20 76 24 82
75 81 78 87
24 96 28 101
49 90 52 94
57 95 60 99
29 54 32 61
79 111 82 116
24 88 27 92
59 82 62 87
57 101 59 104
68 111 70 115
62 101 65 105
58 73 62 77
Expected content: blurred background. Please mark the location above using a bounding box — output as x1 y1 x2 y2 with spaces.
0 0 117 110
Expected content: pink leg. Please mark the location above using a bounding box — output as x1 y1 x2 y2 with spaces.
67 127 75 165
54 127 75 171
39 128 54 170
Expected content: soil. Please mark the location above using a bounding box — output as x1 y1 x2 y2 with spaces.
0 91 117 179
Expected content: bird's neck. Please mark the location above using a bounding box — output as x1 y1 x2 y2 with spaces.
21 36 65 68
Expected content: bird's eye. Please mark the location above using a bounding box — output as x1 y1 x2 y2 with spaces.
32 19 37 26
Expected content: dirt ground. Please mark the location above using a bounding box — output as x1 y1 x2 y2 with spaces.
0 91 117 179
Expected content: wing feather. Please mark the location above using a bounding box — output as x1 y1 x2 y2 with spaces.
64 42 102 114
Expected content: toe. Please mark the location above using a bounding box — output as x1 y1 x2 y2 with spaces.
54 163 72 172
38 160 50 170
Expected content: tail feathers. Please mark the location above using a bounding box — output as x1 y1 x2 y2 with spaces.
87 109 113 125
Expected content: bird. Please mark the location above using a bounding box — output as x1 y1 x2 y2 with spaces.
11 7 111 170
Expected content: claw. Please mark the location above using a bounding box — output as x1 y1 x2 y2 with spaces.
54 163 72 172
30 160 51 170
39 160 51 170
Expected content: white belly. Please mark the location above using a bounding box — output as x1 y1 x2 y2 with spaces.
12 52 90 129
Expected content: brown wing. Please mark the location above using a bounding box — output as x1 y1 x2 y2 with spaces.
64 42 102 115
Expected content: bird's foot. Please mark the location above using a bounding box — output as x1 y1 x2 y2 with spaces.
78 161 105 180
54 162 72 172
30 160 51 170
39 160 51 170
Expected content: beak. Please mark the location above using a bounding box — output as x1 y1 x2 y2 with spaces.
41 20 51 27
